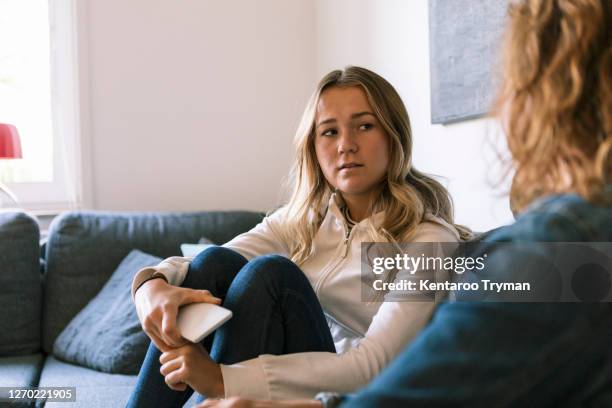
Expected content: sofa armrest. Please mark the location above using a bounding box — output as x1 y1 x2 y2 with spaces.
0 211 41 356
42 210 263 353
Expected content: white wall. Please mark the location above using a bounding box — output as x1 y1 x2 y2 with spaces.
83 0 316 212
82 0 512 231
315 0 513 231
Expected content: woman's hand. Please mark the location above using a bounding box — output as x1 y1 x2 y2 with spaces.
134 278 222 351
160 342 225 397
195 397 323 408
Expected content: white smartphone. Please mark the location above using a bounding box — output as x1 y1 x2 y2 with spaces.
177 302 233 343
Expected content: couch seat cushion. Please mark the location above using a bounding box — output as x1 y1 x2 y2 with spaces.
0 353 44 408
37 355 134 407
38 356 200 407
0 353 44 387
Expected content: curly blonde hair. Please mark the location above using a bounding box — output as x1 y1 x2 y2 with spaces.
496 0 612 212
282 66 470 266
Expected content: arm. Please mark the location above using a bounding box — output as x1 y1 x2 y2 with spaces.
219 300 436 399
131 210 290 350
131 208 290 299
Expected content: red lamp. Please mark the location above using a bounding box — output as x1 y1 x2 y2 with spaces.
0 123 22 159
0 123 23 204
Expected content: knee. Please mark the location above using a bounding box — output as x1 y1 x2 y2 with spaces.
226 255 311 304
243 255 304 284
190 246 243 272
250 254 297 271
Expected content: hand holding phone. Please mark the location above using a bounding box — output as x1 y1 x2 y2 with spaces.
177 302 233 343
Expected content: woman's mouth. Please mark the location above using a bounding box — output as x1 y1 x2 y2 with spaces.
338 163 363 171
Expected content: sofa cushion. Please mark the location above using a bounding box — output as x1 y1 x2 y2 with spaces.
53 250 161 374
36 355 134 408
42 386 135 408
0 211 41 355
42 210 264 353
0 353 45 408
36 356 201 407
0 353 45 387
38 355 136 387
181 236 215 257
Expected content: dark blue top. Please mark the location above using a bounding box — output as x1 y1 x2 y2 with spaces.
343 193 612 407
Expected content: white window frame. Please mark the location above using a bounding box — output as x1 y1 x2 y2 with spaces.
5 0 92 211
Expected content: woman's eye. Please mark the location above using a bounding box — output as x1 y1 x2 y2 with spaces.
359 123 374 131
321 128 337 137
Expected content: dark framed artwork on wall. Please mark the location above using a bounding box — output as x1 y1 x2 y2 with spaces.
429 0 507 124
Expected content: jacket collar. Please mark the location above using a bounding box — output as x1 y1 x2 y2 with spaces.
328 192 385 229
327 192 460 240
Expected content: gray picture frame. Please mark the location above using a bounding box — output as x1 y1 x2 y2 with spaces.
429 0 508 124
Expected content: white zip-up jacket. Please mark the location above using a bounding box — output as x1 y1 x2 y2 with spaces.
132 194 459 399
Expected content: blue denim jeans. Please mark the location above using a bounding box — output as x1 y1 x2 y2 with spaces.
126 246 335 408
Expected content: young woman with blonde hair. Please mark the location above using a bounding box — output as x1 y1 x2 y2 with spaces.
126 66 466 407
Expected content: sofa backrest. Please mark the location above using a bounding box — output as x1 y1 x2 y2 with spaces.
0 211 41 356
42 210 264 354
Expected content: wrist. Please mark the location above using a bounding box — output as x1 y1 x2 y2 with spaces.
210 362 225 398
136 274 168 296
132 267 169 300
141 275 168 290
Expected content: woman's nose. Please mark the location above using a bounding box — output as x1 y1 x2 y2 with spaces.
338 130 358 153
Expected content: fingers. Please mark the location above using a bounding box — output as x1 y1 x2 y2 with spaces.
159 350 188 391
165 379 187 392
171 382 188 392
159 357 187 391
160 358 182 377
149 332 171 353
142 313 171 352
137 287 175 350
164 366 186 390
159 346 187 365
180 288 222 306
138 285 221 353
160 343 199 366
159 350 173 366
161 305 185 347
143 294 184 348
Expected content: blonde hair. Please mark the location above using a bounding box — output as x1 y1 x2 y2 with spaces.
496 0 612 212
281 66 470 266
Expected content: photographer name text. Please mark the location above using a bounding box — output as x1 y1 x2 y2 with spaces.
373 279 531 293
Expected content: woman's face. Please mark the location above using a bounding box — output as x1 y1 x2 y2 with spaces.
314 86 390 202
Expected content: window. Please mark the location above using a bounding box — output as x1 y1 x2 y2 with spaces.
0 0 87 210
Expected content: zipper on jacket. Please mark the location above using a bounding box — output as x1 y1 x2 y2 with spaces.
314 223 355 294
342 227 351 258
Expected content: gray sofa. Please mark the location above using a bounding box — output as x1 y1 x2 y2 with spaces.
0 209 263 407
